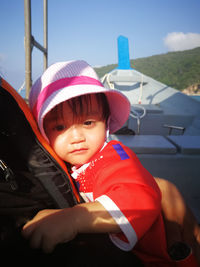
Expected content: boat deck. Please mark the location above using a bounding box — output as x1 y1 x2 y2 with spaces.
104 68 200 221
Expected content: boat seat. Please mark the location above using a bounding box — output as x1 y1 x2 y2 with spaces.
109 135 177 154
167 135 200 154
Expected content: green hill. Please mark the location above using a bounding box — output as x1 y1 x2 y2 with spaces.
95 47 200 90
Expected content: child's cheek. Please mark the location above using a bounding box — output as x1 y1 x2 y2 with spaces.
51 134 68 157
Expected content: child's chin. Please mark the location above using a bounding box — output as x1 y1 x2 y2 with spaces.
70 158 90 167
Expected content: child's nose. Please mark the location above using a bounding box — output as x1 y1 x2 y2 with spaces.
69 125 85 143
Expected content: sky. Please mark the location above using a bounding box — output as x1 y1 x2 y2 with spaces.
0 0 200 93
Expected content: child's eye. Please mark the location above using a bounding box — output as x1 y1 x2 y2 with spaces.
54 125 66 131
84 120 95 127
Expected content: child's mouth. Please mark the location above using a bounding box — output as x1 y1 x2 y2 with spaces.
70 148 88 154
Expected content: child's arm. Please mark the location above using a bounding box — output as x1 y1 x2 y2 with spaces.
22 201 120 253
155 177 200 264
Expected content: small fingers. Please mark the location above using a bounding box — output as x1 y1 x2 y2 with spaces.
22 221 36 239
23 226 55 253
29 228 43 250
41 237 56 254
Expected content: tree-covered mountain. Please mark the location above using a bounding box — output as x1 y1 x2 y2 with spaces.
95 47 200 91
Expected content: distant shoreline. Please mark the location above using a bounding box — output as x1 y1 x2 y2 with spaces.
182 83 200 96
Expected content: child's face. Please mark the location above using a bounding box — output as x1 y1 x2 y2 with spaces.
44 95 107 167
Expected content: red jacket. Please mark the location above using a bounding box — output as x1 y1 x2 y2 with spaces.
71 140 172 266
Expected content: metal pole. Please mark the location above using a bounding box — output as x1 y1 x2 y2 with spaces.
31 36 47 53
43 0 48 70
24 0 32 99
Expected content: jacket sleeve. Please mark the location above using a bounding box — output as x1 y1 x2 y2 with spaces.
93 142 162 251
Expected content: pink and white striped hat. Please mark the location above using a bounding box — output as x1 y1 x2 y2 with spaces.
29 60 130 140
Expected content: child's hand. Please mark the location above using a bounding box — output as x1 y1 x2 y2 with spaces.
22 202 120 253
22 208 77 253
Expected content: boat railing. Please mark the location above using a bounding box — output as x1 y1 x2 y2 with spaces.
163 124 185 135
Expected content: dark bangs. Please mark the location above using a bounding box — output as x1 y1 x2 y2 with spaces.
67 93 110 123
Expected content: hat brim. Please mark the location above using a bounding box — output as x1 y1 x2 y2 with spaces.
38 84 130 140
